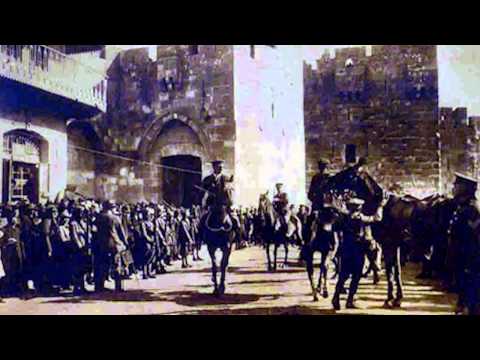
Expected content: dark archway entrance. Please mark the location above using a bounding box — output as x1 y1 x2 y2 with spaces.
161 155 202 208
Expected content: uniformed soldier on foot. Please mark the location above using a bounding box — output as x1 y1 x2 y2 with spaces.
446 173 480 315
308 159 332 213
332 195 388 311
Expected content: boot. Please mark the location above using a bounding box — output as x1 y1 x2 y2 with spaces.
332 296 341 311
346 297 359 309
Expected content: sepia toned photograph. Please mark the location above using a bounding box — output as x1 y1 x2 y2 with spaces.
0 44 478 316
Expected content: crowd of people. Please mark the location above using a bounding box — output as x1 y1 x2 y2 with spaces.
0 197 262 301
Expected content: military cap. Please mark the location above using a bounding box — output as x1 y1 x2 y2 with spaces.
348 198 365 206
211 160 224 166
318 159 330 167
455 173 478 187
276 182 284 187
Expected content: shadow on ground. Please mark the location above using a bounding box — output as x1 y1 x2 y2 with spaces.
41 290 169 304
187 278 302 289
162 290 281 307
164 305 338 315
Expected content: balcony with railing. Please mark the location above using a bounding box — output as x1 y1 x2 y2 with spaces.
0 45 107 113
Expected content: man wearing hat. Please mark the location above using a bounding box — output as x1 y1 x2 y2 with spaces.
332 194 388 310
198 160 236 229
200 160 234 209
272 183 289 226
93 200 127 292
308 159 331 213
446 173 480 315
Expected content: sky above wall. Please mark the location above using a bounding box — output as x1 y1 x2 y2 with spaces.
114 45 480 116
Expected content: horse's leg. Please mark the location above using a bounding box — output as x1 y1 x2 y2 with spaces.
283 241 289 268
266 241 272 271
383 245 395 308
305 248 318 302
219 245 231 296
320 252 329 298
208 246 219 296
393 246 404 307
273 238 278 271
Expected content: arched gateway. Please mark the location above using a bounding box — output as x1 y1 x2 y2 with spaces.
140 116 210 207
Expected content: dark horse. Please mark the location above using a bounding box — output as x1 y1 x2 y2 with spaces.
303 205 341 301
257 192 300 271
324 166 440 308
199 190 236 297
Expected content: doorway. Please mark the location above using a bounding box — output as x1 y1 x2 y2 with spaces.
161 155 202 208
3 160 39 203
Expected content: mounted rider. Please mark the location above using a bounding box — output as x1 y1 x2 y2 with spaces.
272 183 302 241
198 160 238 233
446 173 480 315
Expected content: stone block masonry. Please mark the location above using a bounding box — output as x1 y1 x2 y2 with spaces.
305 45 440 198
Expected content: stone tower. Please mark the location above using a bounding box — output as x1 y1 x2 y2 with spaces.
305 45 439 198
68 45 306 207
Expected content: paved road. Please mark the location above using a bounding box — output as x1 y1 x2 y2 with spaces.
0 245 457 315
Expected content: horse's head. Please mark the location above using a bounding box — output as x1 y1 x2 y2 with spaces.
326 167 385 215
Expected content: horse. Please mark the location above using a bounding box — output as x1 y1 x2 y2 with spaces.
199 187 237 297
257 192 276 271
302 206 341 301
257 192 302 271
323 165 438 308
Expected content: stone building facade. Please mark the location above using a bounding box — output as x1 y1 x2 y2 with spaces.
0 45 107 204
304 45 440 198
439 107 480 194
69 45 306 207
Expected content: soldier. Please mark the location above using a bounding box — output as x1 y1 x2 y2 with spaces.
201 160 234 211
332 195 388 310
446 173 480 315
272 183 290 228
199 160 237 232
272 183 302 241
308 159 331 212
94 201 127 292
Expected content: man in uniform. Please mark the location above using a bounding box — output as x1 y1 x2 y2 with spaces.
308 159 331 213
272 183 302 241
446 173 480 315
198 160 238 235
332 195 388 310
94 200 127 293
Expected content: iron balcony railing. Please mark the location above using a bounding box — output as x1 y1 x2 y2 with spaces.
0 45 107 112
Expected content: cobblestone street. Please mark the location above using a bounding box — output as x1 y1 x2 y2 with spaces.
0 245 457 315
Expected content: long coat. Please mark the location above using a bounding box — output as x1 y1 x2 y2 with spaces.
95 212 127 255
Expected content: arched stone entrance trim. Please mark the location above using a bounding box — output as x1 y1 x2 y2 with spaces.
66 118 104 152
137 112 212 160
3 129 49 163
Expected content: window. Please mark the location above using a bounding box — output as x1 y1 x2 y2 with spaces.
345 144 357 164
189 45 199 55
250 45 255 59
